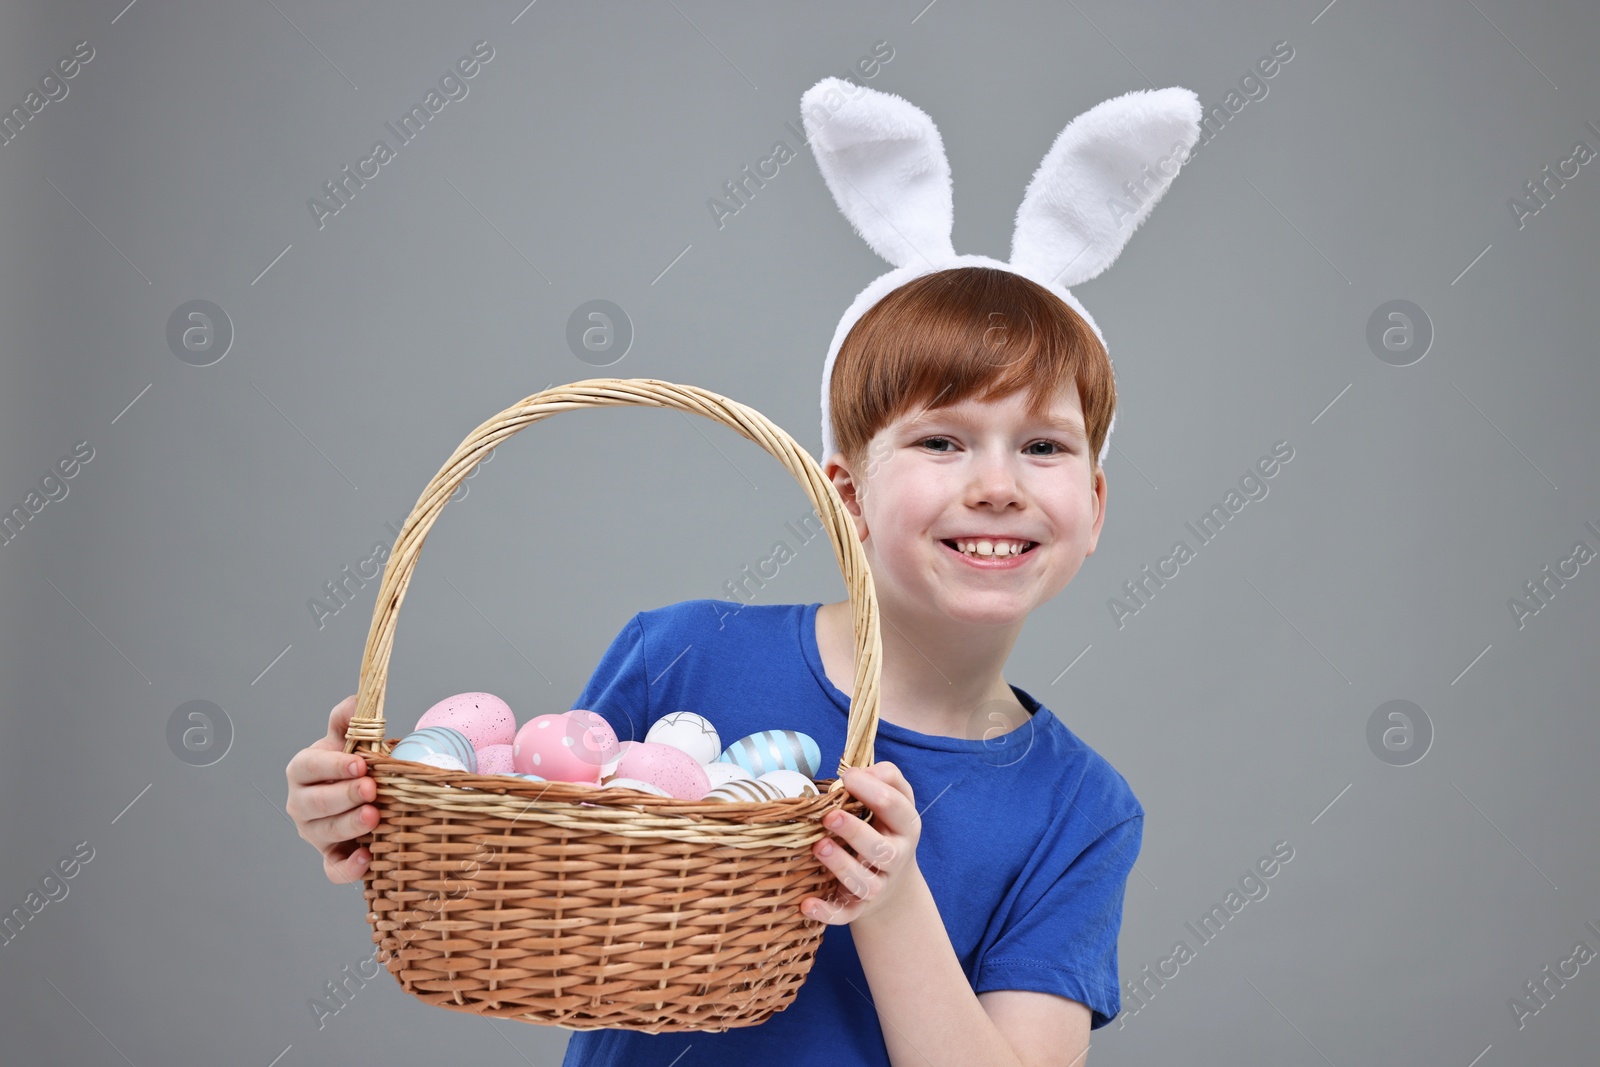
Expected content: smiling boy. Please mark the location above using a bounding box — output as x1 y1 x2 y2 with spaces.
806 266 1128 1067
556 265 1143 1067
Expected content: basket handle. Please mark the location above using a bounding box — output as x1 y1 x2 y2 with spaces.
342 378 883 786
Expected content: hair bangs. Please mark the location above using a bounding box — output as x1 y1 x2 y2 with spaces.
829 267 1115 473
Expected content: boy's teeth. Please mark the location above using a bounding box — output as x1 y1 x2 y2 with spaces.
953 539 1030 556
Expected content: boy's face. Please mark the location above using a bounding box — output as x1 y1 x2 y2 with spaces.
825 382 1107 629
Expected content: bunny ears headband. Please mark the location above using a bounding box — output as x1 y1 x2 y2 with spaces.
801 76 1204 468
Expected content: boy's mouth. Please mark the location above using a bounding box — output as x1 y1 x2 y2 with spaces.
939 538 1038 559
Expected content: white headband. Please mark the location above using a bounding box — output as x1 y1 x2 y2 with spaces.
801 77 1203 468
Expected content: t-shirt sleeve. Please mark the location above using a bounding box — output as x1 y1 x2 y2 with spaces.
974 812 1143 1030
569 612 652 745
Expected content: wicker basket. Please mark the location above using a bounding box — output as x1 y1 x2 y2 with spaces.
341 378 884 1033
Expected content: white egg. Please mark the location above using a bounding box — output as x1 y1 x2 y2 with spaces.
646 712 722 766
757 769 819 798
703 762 755 790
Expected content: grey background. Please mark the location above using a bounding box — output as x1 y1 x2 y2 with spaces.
2 1 1596 1064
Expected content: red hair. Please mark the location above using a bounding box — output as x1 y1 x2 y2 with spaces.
829 266 1115 476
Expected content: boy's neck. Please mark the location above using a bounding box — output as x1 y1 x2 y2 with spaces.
816 599 1028 740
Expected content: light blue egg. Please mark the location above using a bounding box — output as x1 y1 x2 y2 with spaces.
390 726 478 772
719 729 821 779
509 773 546 782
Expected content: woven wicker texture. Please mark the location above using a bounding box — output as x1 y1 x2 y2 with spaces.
342 378 884 1032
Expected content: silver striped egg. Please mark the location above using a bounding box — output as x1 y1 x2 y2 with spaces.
719 729 821 779
390 726 478 772
703 777 786 803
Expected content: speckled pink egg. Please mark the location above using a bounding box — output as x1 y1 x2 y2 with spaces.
416 692 516 751
513 713 617 782
614 741 710 800
601 739 638 779
477 743 516 775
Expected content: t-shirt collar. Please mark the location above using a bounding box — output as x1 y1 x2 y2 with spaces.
799 601 1054 754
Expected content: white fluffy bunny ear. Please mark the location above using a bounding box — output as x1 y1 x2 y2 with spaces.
1010 87 1202 289
801 77 958 269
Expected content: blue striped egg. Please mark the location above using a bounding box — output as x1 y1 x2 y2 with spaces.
390 726 478 772
719 730 821 779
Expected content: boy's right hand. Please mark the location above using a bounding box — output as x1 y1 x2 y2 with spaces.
285 694 379 885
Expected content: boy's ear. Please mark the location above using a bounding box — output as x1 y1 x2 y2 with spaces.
822 451 857 512
1085 466 1108 556
823 451 869 538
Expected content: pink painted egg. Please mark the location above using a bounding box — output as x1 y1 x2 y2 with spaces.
614 741 711 800
416 692 516 750
564 710 623 767
513 713 616 783
476 743 516 775
601 739 641 779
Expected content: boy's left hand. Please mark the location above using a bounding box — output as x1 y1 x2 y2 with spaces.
801 762 923 926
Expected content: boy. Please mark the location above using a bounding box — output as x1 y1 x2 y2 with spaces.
556 265 1140 1066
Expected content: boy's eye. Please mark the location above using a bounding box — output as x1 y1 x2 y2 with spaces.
918 436 1072 455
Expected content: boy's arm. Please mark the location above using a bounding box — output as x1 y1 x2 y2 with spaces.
851 874 1091 1067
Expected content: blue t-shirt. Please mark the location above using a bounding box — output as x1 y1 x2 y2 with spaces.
559 599 1144 1066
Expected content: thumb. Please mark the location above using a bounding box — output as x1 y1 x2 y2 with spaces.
319 694 360 750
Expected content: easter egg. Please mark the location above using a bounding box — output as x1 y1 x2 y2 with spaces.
757 769 819 798
564 710 623 763
476 743 516 775
601 777 671 797
702 762 754 790
614 742 711 800
390 726 478 772
720 730 821 779
416 692 516 750
703 778 785 803
413 751 467 772
513 713 616 783
646 711 721 765
601 739 638 779
562 710 623 773
507 773 546 782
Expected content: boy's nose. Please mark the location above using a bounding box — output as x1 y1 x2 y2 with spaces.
963 454 1025 508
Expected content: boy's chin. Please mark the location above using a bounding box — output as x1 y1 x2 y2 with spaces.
926 593 1038 628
